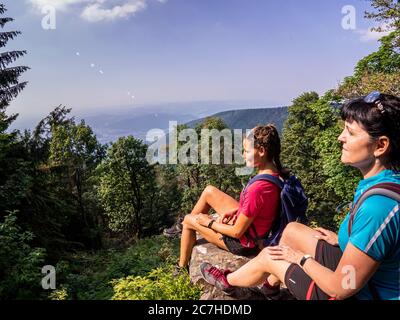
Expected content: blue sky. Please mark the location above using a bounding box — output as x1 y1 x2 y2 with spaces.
2 0 390 127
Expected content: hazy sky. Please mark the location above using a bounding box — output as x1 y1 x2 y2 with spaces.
2 0 389 127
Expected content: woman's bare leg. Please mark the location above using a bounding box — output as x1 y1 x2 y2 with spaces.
178 185 239 267
179 214 229 267
266 222 322 286
280 222 321 255
226 248 291 287
190 185 239 216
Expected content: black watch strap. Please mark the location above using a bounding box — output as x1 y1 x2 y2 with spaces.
300 255 312 267
208 220 215 229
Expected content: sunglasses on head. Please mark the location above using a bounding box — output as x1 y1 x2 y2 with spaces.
364 91 385 114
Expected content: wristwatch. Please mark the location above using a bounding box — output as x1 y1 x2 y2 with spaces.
299 254 312 267
207 220 215 229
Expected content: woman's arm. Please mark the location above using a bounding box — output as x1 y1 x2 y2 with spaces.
196 212 254 239
267 243 380 299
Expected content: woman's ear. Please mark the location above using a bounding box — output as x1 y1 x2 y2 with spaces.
374 136 390 158
258 146 266 158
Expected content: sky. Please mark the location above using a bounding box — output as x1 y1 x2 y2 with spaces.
2 0 392 128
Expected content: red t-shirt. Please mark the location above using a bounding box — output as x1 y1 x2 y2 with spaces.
234 174 281 248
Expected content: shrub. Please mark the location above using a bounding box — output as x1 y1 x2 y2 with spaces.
0 211 46 299
111 265 202 300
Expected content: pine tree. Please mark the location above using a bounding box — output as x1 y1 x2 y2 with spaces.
0 4 30 223
0 3 29 128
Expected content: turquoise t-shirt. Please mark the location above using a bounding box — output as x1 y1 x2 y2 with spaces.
338 170 400 300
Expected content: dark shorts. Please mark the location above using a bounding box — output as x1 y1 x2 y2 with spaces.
221 235 260 257
284 240 343 300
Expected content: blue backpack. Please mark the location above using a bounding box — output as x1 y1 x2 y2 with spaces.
244 174 308 248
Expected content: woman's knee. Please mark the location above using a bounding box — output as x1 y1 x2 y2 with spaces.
183 214 195 228
280 222 303 245
202 185 217 199
256 247 274 262
252 247 275 269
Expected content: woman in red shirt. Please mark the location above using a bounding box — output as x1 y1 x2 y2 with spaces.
176 124 283 272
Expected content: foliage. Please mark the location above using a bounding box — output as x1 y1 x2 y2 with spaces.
281 91 363 230
337 71 400 98
355 31 400 76
310 93 361 229
281 92 337 228
176 117 245 215
0 4 29 116
0 3 30 220
337 31 400 99
49 287 68 300
47 108 106 248
111 265 201 300
365 1 400 47
0 211 46 299
51 235 182 300
97 136 162 239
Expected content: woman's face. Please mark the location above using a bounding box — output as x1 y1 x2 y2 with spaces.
338 120 376 170
243 138 266 168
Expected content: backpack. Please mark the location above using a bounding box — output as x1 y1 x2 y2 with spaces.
243 173 308 249
346 182 400 300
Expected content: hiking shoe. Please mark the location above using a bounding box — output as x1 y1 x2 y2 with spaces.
259 280 281 299
200 262 234 294
173 262 189 277
163 216 184 238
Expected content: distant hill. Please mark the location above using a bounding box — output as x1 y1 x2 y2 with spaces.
185 106 288 133
84 112 195 144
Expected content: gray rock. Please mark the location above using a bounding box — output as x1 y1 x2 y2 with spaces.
189 238 262 300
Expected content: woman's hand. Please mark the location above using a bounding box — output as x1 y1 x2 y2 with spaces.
265 245 304 265
217 209 237 224
314 227 339 246
195 214 212 227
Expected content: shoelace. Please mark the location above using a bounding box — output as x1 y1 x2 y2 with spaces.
207 266 224 278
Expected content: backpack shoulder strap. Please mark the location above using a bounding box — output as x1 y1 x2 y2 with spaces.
348 182 400 236
245 174 284 191
347 182 400 300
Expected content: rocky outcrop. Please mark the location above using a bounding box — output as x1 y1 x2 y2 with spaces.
189 238 295 300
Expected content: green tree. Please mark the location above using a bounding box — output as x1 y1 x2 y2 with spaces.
98 136 159 239
4 107 106 258
0 3 29 219
0 4 29 119
153 164 182 229
0 211 46 299
355 31 400 76
281 92 341 228
310 92 361 229
48 108 106 246
175 117 244 214
337 31 400 98
365 0 400 47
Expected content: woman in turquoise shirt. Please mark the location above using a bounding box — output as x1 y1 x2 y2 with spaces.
200 92 400 300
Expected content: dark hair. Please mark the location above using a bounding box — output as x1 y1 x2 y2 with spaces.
246 124 289 178
340 93 400 172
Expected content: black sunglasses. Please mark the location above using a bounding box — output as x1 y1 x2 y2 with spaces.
364 91 385 114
